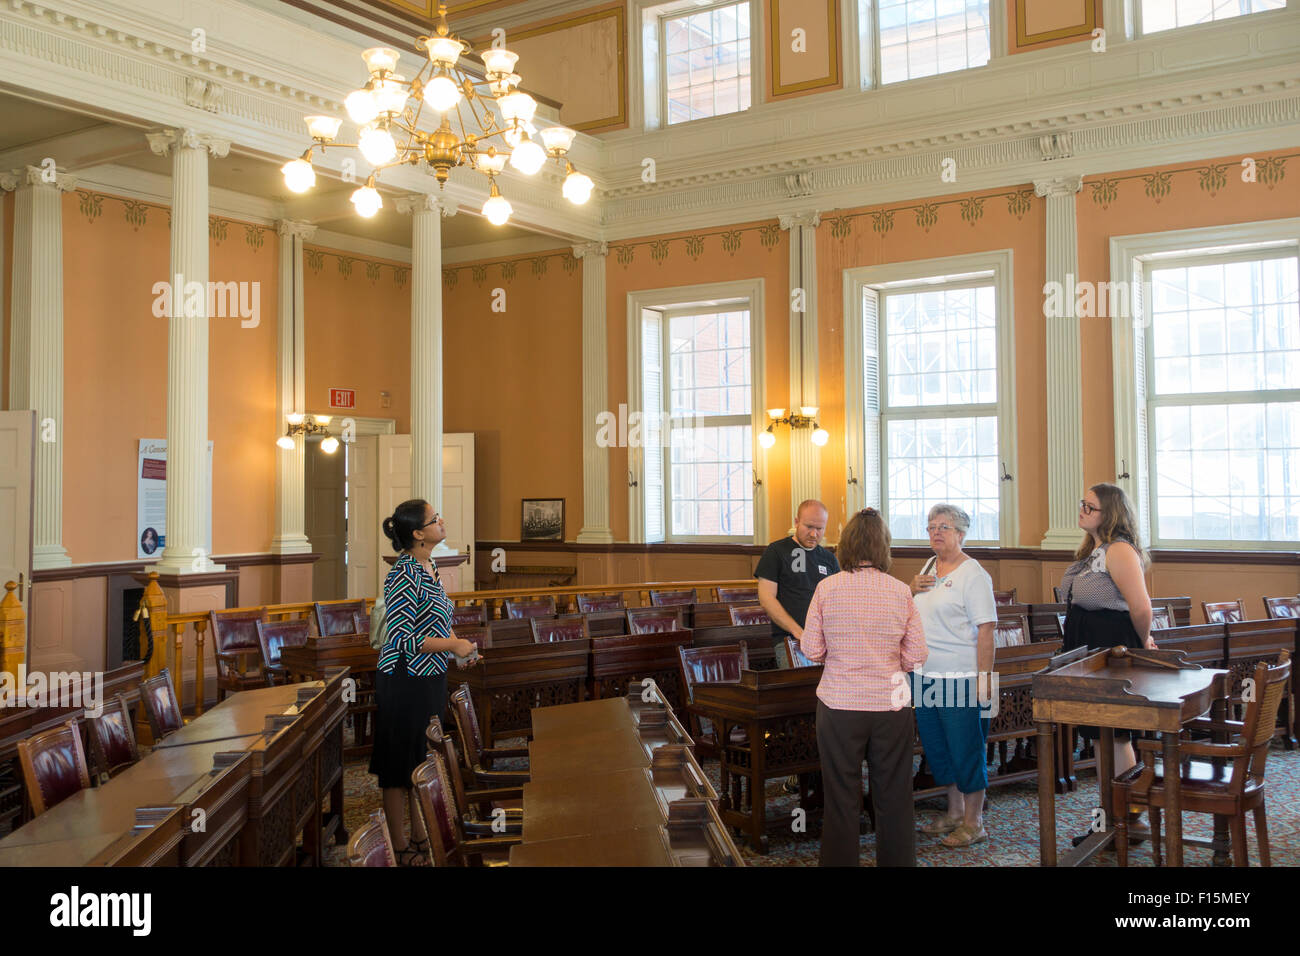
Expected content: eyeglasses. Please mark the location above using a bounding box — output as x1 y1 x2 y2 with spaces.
926 524 956 534
1078 500 1100 515
421 514 441 528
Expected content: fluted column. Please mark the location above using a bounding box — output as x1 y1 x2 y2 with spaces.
1035 175 1085 549
397 193 456 551
779 211 822 520
147 129 229 574
574 241 614 543
272 220 316 555
4 165 77 569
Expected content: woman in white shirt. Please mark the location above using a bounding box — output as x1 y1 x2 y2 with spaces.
909 504 997 848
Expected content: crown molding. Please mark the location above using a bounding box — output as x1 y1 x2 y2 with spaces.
442 233 572 265
308 228 412 263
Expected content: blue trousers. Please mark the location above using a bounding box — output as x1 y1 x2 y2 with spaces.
913 676 991 794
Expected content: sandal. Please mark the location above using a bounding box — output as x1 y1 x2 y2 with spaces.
396 837 430 867
920 815 964 836
942 823 988 847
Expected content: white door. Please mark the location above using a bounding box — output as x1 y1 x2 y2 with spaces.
0 411 35 623
347 436 378 600
441 433 475 565
376 434 411 596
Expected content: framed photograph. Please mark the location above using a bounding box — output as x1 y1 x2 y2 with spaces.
521 498 565 541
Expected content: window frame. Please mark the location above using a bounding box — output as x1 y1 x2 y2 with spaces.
1111 217 1300 552
843 250 1018 546
627 279 768 544
1133 0 1287 37
856 0 1003 91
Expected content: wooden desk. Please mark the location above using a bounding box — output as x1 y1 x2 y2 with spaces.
151 683 311 748
530 697 633 739
450 639 590 746
280 636 376 760
1032 647 1229 867
529 726 650 780
510 826 675 866
523 768 666 841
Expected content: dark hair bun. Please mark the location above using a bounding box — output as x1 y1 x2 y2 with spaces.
384 499 430 553
382 516 399 548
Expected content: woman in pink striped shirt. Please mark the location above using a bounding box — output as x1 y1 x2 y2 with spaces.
800 508 928 866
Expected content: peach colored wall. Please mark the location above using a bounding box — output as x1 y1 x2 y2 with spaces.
605 222 792 541
303 244 411 431
61 191 278 563
1009 0 1101 53
1075 147 1300 490
442 249 585 540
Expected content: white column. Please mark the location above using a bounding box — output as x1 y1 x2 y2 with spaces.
396 193 456 551
780 211 822 520
272 220 316 555
4 165 76 569
573 241 613 543
147 129 229 574
1036 175 1086 550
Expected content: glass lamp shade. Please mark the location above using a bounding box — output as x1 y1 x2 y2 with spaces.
758 429 776 449
276 435 295 450
509 138 546 175
425 74 462 113
482 191 512 226
281 158 315 193
767 408 786 420
351 185 383 218
320 436 340 454
474 151 507 174
304 115 342 141
362 47 401 74
373 77 408 115
480 48 519 75
539 126 577 155
314 414 332 425
345 89 379 125
810 427 829 447
562 169 593 204
800 405 820 418
498 90 537 123
286 412 305 425
426 36 464 66
359 125 398 165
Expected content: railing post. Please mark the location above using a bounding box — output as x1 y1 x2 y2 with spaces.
193 618 208 717
1 581 26 684
134 572 169 679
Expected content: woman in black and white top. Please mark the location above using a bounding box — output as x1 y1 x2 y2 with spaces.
1058 482 1155 840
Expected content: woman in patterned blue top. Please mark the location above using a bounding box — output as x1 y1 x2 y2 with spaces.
368 498 476 866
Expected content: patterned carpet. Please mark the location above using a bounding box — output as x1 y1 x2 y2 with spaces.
323 729 1300 867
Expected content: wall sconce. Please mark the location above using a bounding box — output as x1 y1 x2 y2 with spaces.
759 406 828 449
277 413 339 453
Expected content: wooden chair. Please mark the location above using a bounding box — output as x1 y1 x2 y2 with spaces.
426 716 522 836
994 614 1030 648
255 620 311 685
457 625 490 652
352 612 370 634
505 597 556 620
1055 612 1067 640
1114 652 1292 867
346 809 396 867
1263 596 1300 620
531 617 589 643
85 695 141 780
677 643 750 756
1151 606 1175 631
448 685 530 783
412 750 520 866
783 636 816 668
314 599 368 636
452 604 487 627
651 588 697 607
627 607 684 634
1203 600 1247 624
993 588 1017 606
727 604 769 626
716 585 758 604
208 608 267 701
140 668 185 741
578 593 625 612
17 721 92 816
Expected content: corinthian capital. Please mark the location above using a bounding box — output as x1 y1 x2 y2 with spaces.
147 128 231 158
571 241 608 260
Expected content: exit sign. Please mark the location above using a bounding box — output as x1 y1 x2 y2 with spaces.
328 388 356 409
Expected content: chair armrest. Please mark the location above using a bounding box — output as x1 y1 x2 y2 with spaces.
464 785 523 803
1184 717 1245 735
1135 736 1247 760
472 768 530 787
483 746 529 759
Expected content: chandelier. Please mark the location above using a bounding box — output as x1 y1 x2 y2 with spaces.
278 414 338 453
280 2 592 225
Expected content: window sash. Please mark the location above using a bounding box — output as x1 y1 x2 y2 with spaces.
659 0 752 126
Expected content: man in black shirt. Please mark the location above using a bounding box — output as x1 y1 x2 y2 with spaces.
755 499 839 643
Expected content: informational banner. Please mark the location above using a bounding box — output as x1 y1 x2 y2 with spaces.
137 439 213 561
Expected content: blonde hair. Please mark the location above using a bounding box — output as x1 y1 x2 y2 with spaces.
1077 483 1149 569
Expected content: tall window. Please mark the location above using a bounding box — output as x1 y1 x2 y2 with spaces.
1138 0 1285 35
662 1 751 124
1144 250 1300 545
641 307 755 540
870 0 991 86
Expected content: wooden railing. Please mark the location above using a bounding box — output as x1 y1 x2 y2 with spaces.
445 580 758 619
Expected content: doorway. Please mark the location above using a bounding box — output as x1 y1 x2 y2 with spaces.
304 436 346 601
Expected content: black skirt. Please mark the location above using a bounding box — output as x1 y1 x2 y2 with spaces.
368 657 448 790
1062 605 1143 741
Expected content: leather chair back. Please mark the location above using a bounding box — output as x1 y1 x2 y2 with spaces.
141 668 184 739
627 607 683 634
452 604 487 627
728 604 769 627
578 593 625 612
208 608 264 656
1263 596 1300 620
347 810 396 867
86 694 140 779
450 684 485 767
716 586 758 604
650 588 696 607
18 721 92 815
993 588 1017 606
256 620 311 669
678 643 749 702
531 617 588 643
505 597 556 619
314 599 368 637
785 636 816 668
1203 600 1246 624
1151 606 1175 630
411 753 459 866
994 614 1029 648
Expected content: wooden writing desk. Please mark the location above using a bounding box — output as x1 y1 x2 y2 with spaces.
1033 646 1229 867
529 725 650 779
151 683 311 748
530 697 634 739
280 636 376 760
